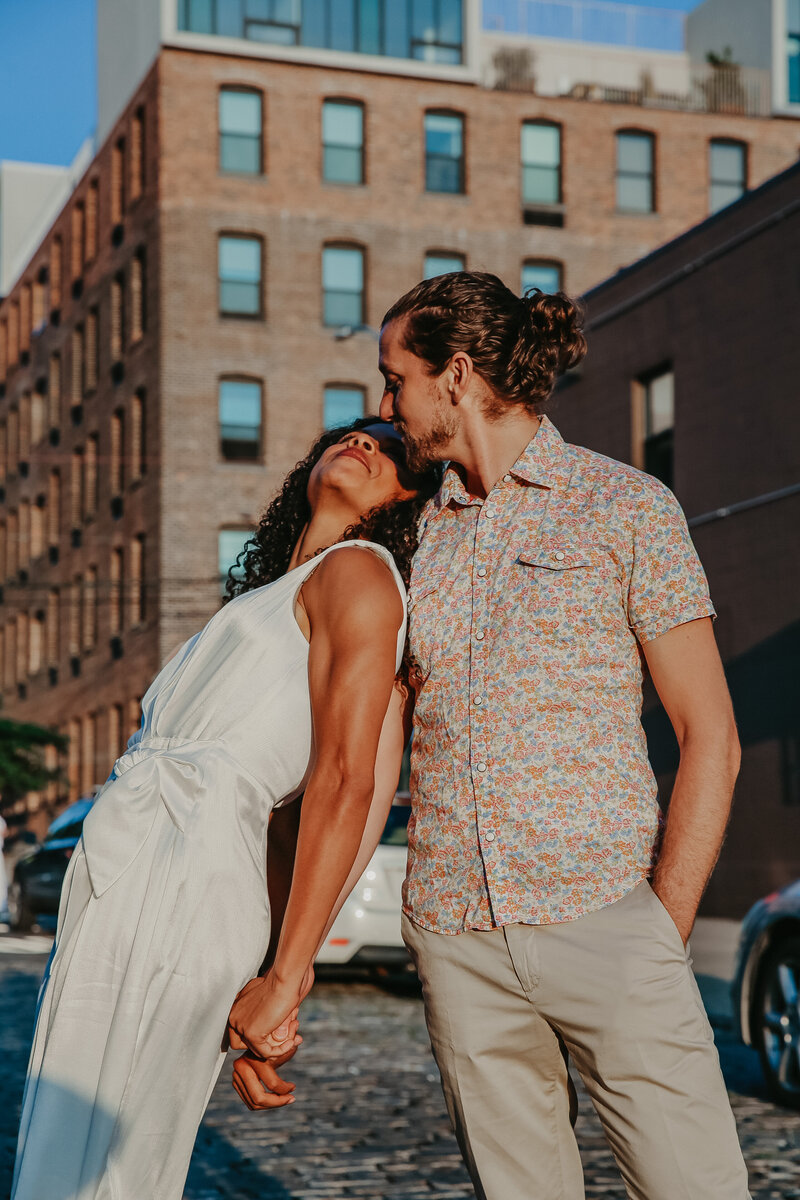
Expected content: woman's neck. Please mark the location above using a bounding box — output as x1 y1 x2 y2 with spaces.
287 506 360 572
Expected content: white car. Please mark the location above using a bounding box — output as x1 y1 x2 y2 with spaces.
316 801 413 975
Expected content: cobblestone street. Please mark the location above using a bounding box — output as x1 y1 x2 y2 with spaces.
2 942 800 1199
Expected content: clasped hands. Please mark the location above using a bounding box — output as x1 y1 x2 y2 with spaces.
226 967 313 1111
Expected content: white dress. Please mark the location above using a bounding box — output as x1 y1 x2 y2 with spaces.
12 540 406 1200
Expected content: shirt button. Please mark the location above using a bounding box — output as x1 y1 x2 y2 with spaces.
477 567 487 578
503 474 512 483
475 630 485 641
476 762 487 773
485 831 496 842
554 551 566 561
483 508 494 519
474 695 483 706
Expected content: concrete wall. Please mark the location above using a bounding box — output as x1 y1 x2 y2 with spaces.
97 0 163 145
0 162 73 297
686 0 773 71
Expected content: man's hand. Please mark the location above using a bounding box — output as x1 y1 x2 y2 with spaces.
227 976 302 1058
232 1047 299 1111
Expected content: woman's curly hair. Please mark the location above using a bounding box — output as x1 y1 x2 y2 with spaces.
223 419 443 658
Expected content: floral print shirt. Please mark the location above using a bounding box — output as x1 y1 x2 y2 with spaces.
404 417 715 933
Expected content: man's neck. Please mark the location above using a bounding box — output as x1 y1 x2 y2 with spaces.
449 412 542 500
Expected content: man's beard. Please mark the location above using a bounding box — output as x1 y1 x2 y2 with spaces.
399 401 457 473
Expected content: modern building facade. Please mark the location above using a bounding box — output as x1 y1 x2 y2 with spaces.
1 0 799 831
553 160 800 917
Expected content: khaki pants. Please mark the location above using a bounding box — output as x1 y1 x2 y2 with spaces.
402 882 750 1200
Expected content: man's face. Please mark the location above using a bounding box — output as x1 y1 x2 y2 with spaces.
378 319 457 473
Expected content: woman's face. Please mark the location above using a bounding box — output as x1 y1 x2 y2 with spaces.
307 422 422 515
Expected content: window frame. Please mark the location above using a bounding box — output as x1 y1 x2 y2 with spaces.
321 242 366 329
218 232 265 319
219 86 265 177
322 382 367 431
521 259 564 296
218 375 264 462
423 250 466 280
520 119 563 209
615 128 656 215
423 108 466 196
708 137 748 214
321 97 366 186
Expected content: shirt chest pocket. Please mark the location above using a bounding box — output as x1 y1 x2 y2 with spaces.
407 573 454 680
516 545 624 637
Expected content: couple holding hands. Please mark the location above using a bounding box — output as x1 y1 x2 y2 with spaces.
13 272 749 1199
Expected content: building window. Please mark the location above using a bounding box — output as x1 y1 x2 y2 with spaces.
31 391 46 445
521 121 561 207
8 408 19 475
633 368 674 489
220 88 263 174
29 611 44 676
521 260 563 295
86 307 99 391
19 394 31 462
8 302 19 366
425 111 464 193
81 713 97 796
71 448 84 528
131 390 146 481
218 234 263 316
709 139 747 213
48 470 61 546
20 284 32 353
112 138 126 225
32 277 46 331
179 0 463 62
69 580 81 660
71 202 85 278
49 353 61 430
85 434 99 518
67 716 80 801
0 322 6 382
111 410 125 498
789 0 800 103
424 252 465 279
322 244 364 327
219 378 262 461
72 327 85 400
7 511 17 577
86 180 99 261
50 236 63 310
82 566 98 652
110 547 123 636
19 500 31 571
111 274 125 362
47 588 60 666
323 384 365 430
31 498 45 560
129 535 146 625
131 107 145 200
616 130 655 213
17 612 28 683
131 250 146 342
219 528 251 594
0 523 5 580
322 99 364 184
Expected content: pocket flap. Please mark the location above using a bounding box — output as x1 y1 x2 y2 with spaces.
517 546 596 571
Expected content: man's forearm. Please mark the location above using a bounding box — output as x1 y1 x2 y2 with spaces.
650 728 740 942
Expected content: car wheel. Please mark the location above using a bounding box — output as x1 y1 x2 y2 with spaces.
753 934 800 1110
7 880 35 933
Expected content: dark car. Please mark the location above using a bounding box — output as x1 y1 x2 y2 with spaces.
730 878 800 1109
8 799 94 932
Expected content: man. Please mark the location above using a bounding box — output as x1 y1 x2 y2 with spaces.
378 271 749 1199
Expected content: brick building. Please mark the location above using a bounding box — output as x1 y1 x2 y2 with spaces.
1 0 799 827
553 159 800 916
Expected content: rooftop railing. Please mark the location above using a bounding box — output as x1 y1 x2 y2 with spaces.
483 0 686 53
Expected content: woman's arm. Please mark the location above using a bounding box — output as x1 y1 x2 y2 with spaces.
227 547 405 1062
260 800 303 972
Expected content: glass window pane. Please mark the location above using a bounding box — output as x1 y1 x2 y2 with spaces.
221 133 261 174
522 164 559 205
220 281 261 314
182 0 214 33
324 291 363 327
521 262 562 295
358 0 381 54
617 132 652 174
710 141 744 186
323 246 363 291
220 379 261 425
219 237 261 282
521 123 560 168
220 90 261 136
323 386 365 429
323 102 363 148
330 0 356 51
323 145 363 184
788 0 800 29
302 0 327 45
789 37 800 103
617 175 652 212
385 0 410 57
439 0 463 44
219 529 250 582
710 183 742 213
412 0 436 41
217 0 244 36
425 113 463 157
424 253 464 278
646 372 674 436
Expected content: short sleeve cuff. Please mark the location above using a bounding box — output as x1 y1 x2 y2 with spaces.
633 598 716 645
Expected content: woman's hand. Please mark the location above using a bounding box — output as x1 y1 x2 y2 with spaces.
232 1046 299 1111
227 974 303 1059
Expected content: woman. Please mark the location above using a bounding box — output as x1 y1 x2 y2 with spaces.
12 417 441 1200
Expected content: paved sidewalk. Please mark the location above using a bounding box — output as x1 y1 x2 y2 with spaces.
2 944 799 1199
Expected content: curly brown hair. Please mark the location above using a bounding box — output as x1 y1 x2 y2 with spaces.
223 417 442 606
382 270 587 414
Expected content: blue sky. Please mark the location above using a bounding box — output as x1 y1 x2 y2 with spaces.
0 0 702 168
